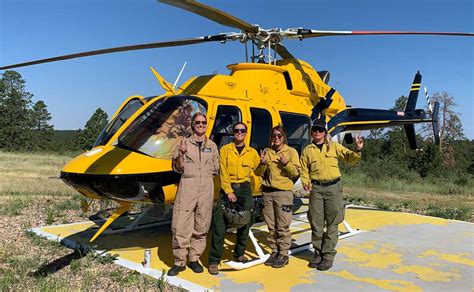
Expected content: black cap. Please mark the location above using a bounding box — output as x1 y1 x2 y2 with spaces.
311 119 327 132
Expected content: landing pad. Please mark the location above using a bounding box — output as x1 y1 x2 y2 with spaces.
31 208 473 291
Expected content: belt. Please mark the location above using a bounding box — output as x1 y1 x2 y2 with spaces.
231 182 250 188
311 177 340 186
261 185 283 192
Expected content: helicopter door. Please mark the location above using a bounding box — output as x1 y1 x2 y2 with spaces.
210 105 242 148
279 112 311 154
249 107 273 152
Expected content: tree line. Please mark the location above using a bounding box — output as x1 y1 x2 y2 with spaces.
0 71 108 152
341 94 473 186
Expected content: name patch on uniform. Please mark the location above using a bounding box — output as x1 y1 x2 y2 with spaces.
202 147 212 153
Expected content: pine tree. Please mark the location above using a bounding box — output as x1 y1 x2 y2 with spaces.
0 71 34 150
30 100 54 150
78 108 109 150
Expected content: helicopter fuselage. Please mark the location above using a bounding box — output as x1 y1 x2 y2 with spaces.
61 59 339 204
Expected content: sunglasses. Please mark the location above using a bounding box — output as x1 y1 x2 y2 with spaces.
233 128 247 134
272 133 283 139
312 128 325 133
194 120 207 125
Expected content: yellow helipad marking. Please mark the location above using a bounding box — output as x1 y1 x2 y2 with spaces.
393 265 461 282
419 250 474 266
339 241 464 282
344 209 449 230
339 241 403 269
328 270 422 291
34 208 471 290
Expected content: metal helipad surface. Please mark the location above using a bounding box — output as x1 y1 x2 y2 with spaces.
31 208 474 291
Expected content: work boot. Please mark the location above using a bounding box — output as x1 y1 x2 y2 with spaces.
264 252 278 266
167 265 186 276
308 253 322 268
208 263 219 275
317 258 334 271
234 255 249 263
272 254 289 268
188 261 204 273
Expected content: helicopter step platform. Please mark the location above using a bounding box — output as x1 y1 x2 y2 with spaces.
30 206 474 291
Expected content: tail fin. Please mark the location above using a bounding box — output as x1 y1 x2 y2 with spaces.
403 71 422 149
432 101 440 145
405 71 422 111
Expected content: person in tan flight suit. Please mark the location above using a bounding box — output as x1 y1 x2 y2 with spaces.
256 125 301 268
168 112 219 276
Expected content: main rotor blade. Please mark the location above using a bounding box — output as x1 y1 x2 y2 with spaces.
275 44 295 59
295 29 474 39
0 34 226 70
159 0 258 33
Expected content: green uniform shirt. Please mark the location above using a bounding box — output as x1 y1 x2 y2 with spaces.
300 141 361 186
219 142 260 194
255 144 301 191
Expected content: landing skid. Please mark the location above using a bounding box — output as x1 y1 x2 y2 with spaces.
101 204 172 235
225 204 363 270
90 203 172 242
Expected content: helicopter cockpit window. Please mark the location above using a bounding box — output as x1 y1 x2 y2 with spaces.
210 105 241 148
249 108 272 151
94 98 145 147
280 112 311 154
117 96 207 159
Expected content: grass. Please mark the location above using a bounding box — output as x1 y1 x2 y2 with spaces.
342 171 473 221
0 151 179 291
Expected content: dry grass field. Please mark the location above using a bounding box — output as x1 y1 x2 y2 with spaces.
0 151 472 290
0 151 177 291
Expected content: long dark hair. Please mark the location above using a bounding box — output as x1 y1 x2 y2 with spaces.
269 125 288 146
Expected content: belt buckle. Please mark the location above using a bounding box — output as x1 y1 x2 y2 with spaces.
233 183 241 188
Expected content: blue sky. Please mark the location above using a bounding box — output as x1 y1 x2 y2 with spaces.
1 0 473 138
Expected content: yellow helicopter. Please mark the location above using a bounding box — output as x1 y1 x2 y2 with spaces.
1 0 473 245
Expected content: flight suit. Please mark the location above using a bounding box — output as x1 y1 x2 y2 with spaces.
171 135 219 266
255 144 300 256
208 142 260 264
300 141 360 260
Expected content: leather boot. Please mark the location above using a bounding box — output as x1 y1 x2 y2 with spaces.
208 263 219 275
167 265 186 276
308 253 322 268
264 252 278 266
272 254 289 268
188 261 204 273
317 257 334 271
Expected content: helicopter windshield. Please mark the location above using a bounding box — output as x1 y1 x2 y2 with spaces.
94 99 146 147
117 96 207 160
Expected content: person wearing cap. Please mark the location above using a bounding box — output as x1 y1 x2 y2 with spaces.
208 122 260 275
168 112 219 276
300 118 363 271
255 125 301 268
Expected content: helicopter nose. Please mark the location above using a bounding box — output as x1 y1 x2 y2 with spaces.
60 146 181 203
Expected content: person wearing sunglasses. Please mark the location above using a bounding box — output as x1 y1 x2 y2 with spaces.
168 112 219 276
208 122 260 275
255 125 301 268
300 118 363 271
